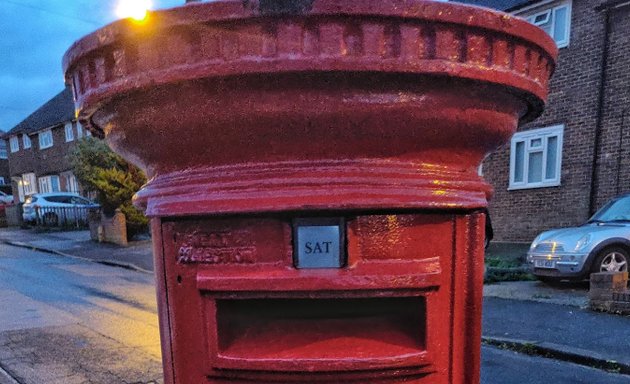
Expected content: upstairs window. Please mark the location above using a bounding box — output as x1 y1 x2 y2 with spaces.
39 130 53 149
521 1 571 48
23 134 31 149
65 123 74 142
0 143 8 158
9 136 19 153
509 125 563 190
76 122 84 139
76 122 92 138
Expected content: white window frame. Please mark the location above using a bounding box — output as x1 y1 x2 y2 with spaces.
520 1 572 48
61 171 80 193
0 143 8 159
76 122 84 139
38 130 53 149
38 175 60 194
9 136 19 153
530 9 551 25
509 125 563 190
22 173 37 196
23 134 31 149
65 122 74 142
38 177 50 194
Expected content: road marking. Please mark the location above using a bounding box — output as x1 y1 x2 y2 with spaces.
0 365 20 384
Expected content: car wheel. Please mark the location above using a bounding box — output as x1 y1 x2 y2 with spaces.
43 212 59 226
591 247 629 274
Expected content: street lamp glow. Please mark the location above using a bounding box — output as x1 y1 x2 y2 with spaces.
116 0 152 21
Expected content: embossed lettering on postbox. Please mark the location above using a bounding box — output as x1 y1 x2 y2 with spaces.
169 219 291 266
177 230 256 264
294 218 344 268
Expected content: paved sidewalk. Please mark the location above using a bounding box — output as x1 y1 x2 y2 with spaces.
484 280 589 307
483 296 630 374
0 228 154 273
0 243 162 384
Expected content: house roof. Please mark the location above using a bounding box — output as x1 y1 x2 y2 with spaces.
452 0 536 11
5 87 75 138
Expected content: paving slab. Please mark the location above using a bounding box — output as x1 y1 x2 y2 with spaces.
484 280 588 307
0 228 154 272
0 324 162 384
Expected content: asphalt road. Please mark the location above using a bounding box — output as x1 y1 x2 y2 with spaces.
0 243 629 383
483 296 630 367
0 243 162 384
482 345 630 384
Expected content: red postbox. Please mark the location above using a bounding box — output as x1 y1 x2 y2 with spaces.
63 1 556 382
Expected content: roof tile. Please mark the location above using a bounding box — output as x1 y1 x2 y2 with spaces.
5 87 74 137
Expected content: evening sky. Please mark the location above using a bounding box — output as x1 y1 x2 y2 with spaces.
0 0 182 132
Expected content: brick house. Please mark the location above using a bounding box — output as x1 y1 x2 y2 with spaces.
3 87 90 203
453 0 630 242
0 139 10 187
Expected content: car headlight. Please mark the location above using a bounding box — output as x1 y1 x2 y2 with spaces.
575 234 592 251
529 234 544 251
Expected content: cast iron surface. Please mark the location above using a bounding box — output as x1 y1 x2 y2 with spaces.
63 1 556 383
63 0 557 217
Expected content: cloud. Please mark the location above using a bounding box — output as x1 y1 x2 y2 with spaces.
0 0 182 132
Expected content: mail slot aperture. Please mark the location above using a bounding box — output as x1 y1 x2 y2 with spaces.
213 296 428 372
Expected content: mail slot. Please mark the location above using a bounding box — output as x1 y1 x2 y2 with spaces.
63 0 556 382
213 297 427 371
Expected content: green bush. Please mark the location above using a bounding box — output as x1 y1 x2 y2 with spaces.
70 137 148 239
484 256 536 284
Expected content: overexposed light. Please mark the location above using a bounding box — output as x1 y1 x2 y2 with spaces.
116 0 152 21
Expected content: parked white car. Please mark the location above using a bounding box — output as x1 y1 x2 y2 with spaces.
22 192 100 225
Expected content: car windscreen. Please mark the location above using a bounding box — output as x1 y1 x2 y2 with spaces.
45 196 73 204
589 196 630 222
71 197 92 205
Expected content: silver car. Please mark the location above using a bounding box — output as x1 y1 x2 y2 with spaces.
528 194 630 282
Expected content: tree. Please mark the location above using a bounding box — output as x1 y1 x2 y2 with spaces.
70 137 148 239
